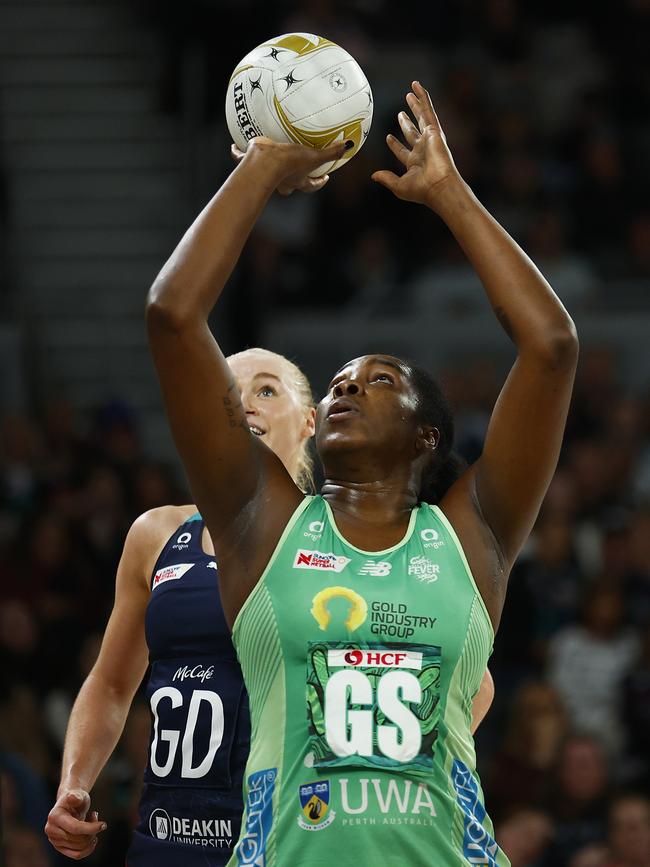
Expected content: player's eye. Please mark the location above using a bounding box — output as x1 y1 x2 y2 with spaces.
371 372 394 384
258 384 277 398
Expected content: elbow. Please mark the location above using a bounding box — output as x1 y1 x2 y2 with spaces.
533 317 579 370
551 317 579 366
145 279 196 336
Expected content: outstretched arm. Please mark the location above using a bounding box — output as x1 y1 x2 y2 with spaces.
374 83 577 609
45 512 158 859
146 139 346 610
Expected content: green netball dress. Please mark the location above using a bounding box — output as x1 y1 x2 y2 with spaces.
228 495 509 866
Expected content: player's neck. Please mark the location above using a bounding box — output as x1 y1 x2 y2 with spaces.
320 477 418 528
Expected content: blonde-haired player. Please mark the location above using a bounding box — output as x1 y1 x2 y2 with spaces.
45 349 315 864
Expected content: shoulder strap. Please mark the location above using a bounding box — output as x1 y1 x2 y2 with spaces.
149 514 206 589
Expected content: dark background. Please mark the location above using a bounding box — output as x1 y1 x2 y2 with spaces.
1 1 649 864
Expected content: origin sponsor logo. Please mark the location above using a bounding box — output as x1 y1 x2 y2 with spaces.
420 528 445 549
148 808 233 847
152 563 194 588
303 520 324 542
173 531 192 551
328 648 423 670
294 549 350 573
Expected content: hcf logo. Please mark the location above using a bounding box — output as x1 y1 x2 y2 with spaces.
329 648 423 670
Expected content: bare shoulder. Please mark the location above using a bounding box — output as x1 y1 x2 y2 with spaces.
438 468 508 630
124 504 199 574
131 504 198 538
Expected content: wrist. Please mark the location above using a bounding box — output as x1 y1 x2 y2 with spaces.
425 174 474 219
242 140 290 188
58 776 88 798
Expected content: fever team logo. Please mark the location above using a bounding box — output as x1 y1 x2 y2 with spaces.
408 555 440 584
297 780 335 831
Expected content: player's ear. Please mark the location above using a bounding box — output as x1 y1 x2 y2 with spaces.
416 425 439 453
303 407 316 439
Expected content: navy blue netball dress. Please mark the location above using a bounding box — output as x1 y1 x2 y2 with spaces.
126 513 250 866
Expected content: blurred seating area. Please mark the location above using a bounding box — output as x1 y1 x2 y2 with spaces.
0 398 184 865
154 0 650 323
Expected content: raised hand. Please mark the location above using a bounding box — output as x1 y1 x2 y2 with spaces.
45 788 106 860
231 137 350 196
372 81 462 211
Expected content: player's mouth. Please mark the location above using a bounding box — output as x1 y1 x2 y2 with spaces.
248 423 266 436
326 398 360 421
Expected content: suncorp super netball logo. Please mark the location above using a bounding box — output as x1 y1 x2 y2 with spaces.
294 549 350 572
152 562 194 589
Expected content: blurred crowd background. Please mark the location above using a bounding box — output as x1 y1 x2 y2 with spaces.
1 0 650 865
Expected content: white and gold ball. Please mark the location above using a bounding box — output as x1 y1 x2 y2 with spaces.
225 33 373 177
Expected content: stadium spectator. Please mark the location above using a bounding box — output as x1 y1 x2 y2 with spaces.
547 585 639 755
497 808 555 867
544 734 611 864
486 681 568 820
622 626 650 788
605 794 650 866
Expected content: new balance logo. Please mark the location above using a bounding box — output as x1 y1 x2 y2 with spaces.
358 560 392 577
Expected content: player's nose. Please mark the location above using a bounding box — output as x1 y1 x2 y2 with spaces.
333 378 363 398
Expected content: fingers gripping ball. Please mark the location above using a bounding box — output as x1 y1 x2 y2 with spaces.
225 33 373 177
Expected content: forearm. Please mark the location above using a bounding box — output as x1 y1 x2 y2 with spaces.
58 674 134 795
147 146 283 325
429 179 577 355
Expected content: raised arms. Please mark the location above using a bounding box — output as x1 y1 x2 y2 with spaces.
146 139 346 617
374 83 578 622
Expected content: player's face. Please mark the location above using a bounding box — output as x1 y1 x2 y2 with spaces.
316 355 420 464
229 352 315 479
